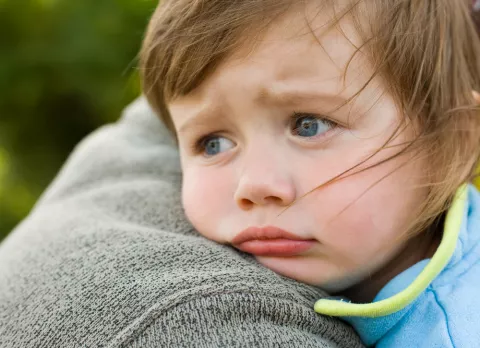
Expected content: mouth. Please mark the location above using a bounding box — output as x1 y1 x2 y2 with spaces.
232 226 316 257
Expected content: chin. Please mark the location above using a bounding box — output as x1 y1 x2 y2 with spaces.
255 255 366 293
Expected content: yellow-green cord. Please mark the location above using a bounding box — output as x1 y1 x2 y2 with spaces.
314 184 468 318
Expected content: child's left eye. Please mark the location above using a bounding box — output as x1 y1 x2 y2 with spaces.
290 113 336 138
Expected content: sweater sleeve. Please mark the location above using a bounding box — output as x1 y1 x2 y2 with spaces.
121 293 359 348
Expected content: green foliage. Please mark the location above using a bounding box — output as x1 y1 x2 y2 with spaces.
0 0 157 240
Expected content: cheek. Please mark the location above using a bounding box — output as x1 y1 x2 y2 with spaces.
304 154 427 268
181 166 233 242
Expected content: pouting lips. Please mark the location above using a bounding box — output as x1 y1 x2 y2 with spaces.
234 238 316 256
232 226 316 256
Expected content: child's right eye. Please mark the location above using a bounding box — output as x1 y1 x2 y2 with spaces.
195 135 235 157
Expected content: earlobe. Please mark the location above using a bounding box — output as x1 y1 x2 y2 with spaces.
472 90 480 105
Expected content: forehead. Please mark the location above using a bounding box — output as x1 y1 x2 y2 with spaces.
170 2 373 118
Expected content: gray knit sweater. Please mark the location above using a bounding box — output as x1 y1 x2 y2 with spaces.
0 97 363 348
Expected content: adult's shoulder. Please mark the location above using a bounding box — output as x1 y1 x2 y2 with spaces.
0 97 363 348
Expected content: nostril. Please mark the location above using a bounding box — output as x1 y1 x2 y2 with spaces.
237 196 284 210
265 196 282 204
239 198 254 210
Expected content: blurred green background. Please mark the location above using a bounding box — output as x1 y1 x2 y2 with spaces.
0 0 157 241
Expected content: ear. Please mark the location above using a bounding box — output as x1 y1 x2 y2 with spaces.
474 0 480 11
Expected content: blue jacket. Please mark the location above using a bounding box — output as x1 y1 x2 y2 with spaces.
316 185 480 347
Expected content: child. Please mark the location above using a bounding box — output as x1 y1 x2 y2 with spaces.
140 0 480 346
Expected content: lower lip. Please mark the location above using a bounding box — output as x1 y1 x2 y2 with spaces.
235 239 316 257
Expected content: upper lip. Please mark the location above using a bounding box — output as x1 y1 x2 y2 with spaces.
231 226 310 245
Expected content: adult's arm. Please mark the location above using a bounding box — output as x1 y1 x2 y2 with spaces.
0 97 363 348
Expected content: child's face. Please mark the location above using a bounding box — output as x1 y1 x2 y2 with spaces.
169 7 428 292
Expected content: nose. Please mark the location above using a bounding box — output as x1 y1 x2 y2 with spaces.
234 152 296 210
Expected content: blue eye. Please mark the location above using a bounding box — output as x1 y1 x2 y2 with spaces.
292 114 334 137
200 136 235 156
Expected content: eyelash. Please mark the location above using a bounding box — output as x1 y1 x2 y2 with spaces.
191 112 339 154
191 134 220 154
290 111 338 135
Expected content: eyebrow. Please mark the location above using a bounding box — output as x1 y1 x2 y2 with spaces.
257 83 348 108
177 105 222 135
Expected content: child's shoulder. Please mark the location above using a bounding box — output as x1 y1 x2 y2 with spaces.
407 265 480 348
377 186 480 347
376 255 480 347
403 187 480 348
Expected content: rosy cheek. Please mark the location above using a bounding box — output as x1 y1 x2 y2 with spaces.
302 160 408 255
181 167 232 241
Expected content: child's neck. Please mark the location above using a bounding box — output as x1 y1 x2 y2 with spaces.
338 230 441 304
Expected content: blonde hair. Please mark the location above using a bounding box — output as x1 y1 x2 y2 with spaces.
140 0 480 238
